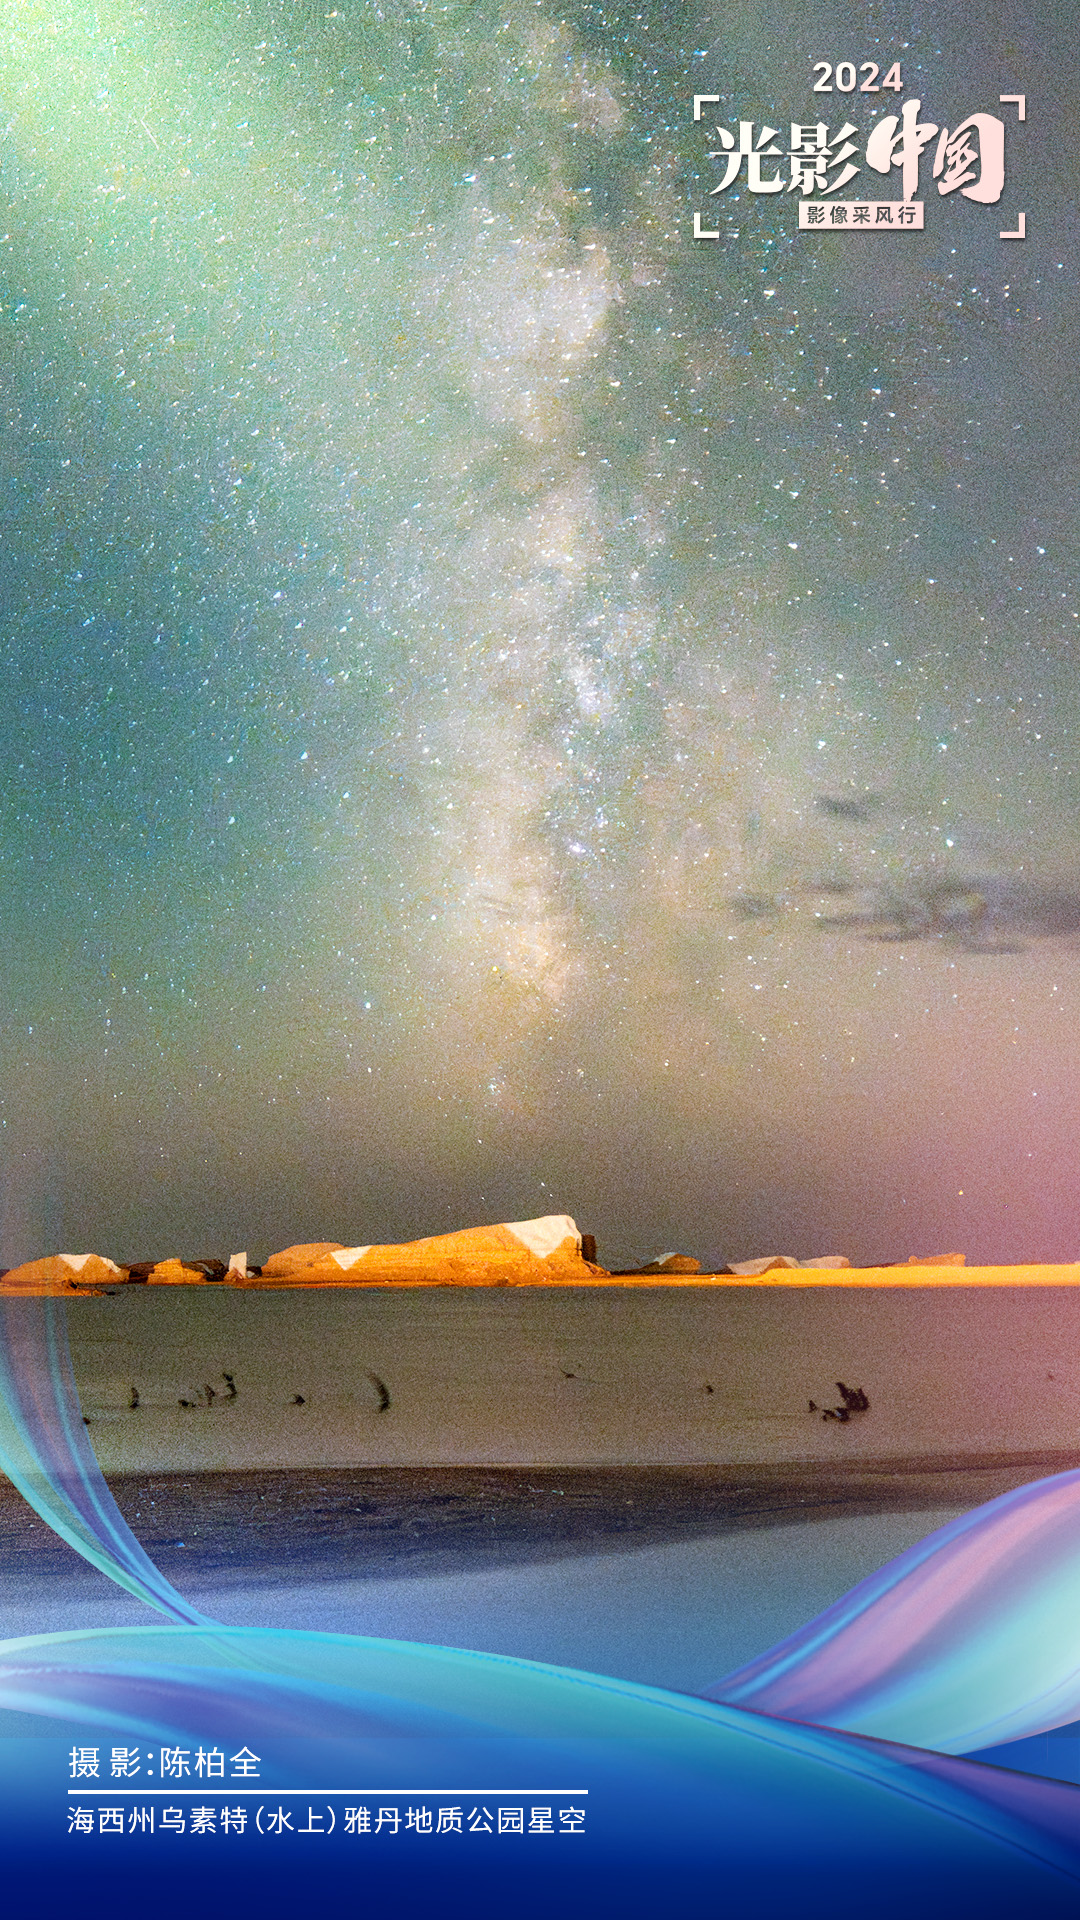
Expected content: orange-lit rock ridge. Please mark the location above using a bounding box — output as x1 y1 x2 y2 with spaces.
3 1216 1080 1292
0 1215 599 1292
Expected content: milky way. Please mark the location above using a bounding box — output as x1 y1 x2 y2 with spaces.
0 0 1077 1267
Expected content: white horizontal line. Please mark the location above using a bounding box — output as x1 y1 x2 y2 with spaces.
68 1788 588 1796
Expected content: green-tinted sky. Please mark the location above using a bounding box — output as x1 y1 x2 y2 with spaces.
0 0 1077 1267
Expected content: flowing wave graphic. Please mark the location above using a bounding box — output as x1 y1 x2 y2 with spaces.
1 1624 1080 1900
707 1470 1080 1753
1 1625 1079 1908
0 1300 207 1623
1 1298 1080 1903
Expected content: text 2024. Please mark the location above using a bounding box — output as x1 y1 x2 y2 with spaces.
812 62 904 94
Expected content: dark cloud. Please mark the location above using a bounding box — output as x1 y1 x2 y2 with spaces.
814 795 884 823
814 875 1080 952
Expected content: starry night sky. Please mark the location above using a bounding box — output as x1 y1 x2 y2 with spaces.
0 0 1077 1269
